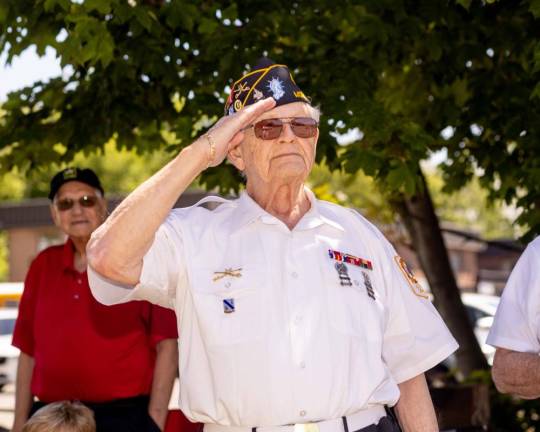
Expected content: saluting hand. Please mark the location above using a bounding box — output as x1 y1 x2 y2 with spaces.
195 97 276 168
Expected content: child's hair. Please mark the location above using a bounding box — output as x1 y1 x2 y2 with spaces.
22 401 96 432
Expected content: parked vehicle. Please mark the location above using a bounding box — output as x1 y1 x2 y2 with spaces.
0 308 19 390
460 292 500 365
0 282 23 308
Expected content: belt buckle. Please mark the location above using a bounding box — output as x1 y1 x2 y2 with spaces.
294 424 319 432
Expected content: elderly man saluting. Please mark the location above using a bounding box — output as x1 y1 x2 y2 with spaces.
87 59 458 432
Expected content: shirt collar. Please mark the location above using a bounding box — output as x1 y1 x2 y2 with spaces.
229 187 345 233
298 188 345 232
61 238 76 272
228 191 268 233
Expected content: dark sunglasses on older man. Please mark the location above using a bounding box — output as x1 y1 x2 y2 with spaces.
246 117 319 140
55 195 98 211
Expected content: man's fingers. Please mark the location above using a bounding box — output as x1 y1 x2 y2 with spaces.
209 98 275 147
228 131 245 149
237 98 276 126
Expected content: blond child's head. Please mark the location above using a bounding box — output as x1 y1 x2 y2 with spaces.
22 401 96 432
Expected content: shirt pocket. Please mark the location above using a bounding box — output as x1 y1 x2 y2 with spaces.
322 259 383 342
190 266 265 347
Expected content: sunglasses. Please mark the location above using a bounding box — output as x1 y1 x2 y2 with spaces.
55 195 99 211
246 117 319 140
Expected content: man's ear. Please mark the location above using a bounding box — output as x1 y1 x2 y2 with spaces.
227 140 246 172
99 198 108 222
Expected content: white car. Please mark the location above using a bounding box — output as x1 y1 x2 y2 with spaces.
0 308 19 390
460 293 500 365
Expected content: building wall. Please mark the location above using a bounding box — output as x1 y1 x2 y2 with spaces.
8 226 64 281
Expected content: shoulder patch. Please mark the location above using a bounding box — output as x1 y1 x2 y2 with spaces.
394 256 429 299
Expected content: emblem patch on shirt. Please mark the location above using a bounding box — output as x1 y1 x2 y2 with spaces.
223 298 235 313
328 249 373 270
213 268 242 282
394 256 429 299
362 271 376 300
334 262 352 286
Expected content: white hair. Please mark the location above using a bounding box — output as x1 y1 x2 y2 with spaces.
309 105 322 122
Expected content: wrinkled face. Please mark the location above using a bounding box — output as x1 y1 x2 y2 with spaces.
231 102 319 184
50 181 107 240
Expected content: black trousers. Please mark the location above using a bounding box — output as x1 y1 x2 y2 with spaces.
341 408 402 432
30 395 161 432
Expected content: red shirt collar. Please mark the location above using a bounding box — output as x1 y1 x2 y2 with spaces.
61 238 77 272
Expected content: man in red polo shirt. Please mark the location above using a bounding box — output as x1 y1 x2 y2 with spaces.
12 168 178 432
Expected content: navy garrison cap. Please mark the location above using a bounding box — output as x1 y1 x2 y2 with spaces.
224 58 311 115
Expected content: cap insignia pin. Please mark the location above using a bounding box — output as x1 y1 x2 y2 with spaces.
267 77 285 100
253 88 264 100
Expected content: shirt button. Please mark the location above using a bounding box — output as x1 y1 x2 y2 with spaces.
291 271 298 279
299 361 306 369
299 410 306 417
73 294 80 300
295 316 303 324
77 279 82 284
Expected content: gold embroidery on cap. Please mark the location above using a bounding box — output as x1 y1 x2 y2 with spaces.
63 168 77 180
234 82 250 99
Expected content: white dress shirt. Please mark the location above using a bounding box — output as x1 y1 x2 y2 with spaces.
89 188 458 427
487 237 540 353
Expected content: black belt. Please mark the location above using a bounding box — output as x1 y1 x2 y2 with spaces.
342 415 400 432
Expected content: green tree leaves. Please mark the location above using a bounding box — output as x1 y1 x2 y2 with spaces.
2 0 540 237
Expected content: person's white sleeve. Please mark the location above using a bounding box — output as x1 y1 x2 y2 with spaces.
89 214 187 311
379 241 459 383
487 241 540 353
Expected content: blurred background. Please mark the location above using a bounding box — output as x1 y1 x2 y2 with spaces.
2 0 540 430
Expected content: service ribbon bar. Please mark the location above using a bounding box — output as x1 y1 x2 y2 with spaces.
328 249 373 270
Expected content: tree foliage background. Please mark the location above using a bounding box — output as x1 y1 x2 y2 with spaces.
1 0 539 378
1 0 537 232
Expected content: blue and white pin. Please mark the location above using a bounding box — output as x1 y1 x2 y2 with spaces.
223 298 235 314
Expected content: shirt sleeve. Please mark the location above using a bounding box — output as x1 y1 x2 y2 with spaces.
149 304 179 346
12 256 41 355
89 213 188 311
487 241 540 353
379 240 459 383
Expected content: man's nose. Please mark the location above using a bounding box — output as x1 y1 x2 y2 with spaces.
280 122 296 141
71 201 85 213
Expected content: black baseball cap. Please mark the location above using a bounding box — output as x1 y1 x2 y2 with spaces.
49 167 104 200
